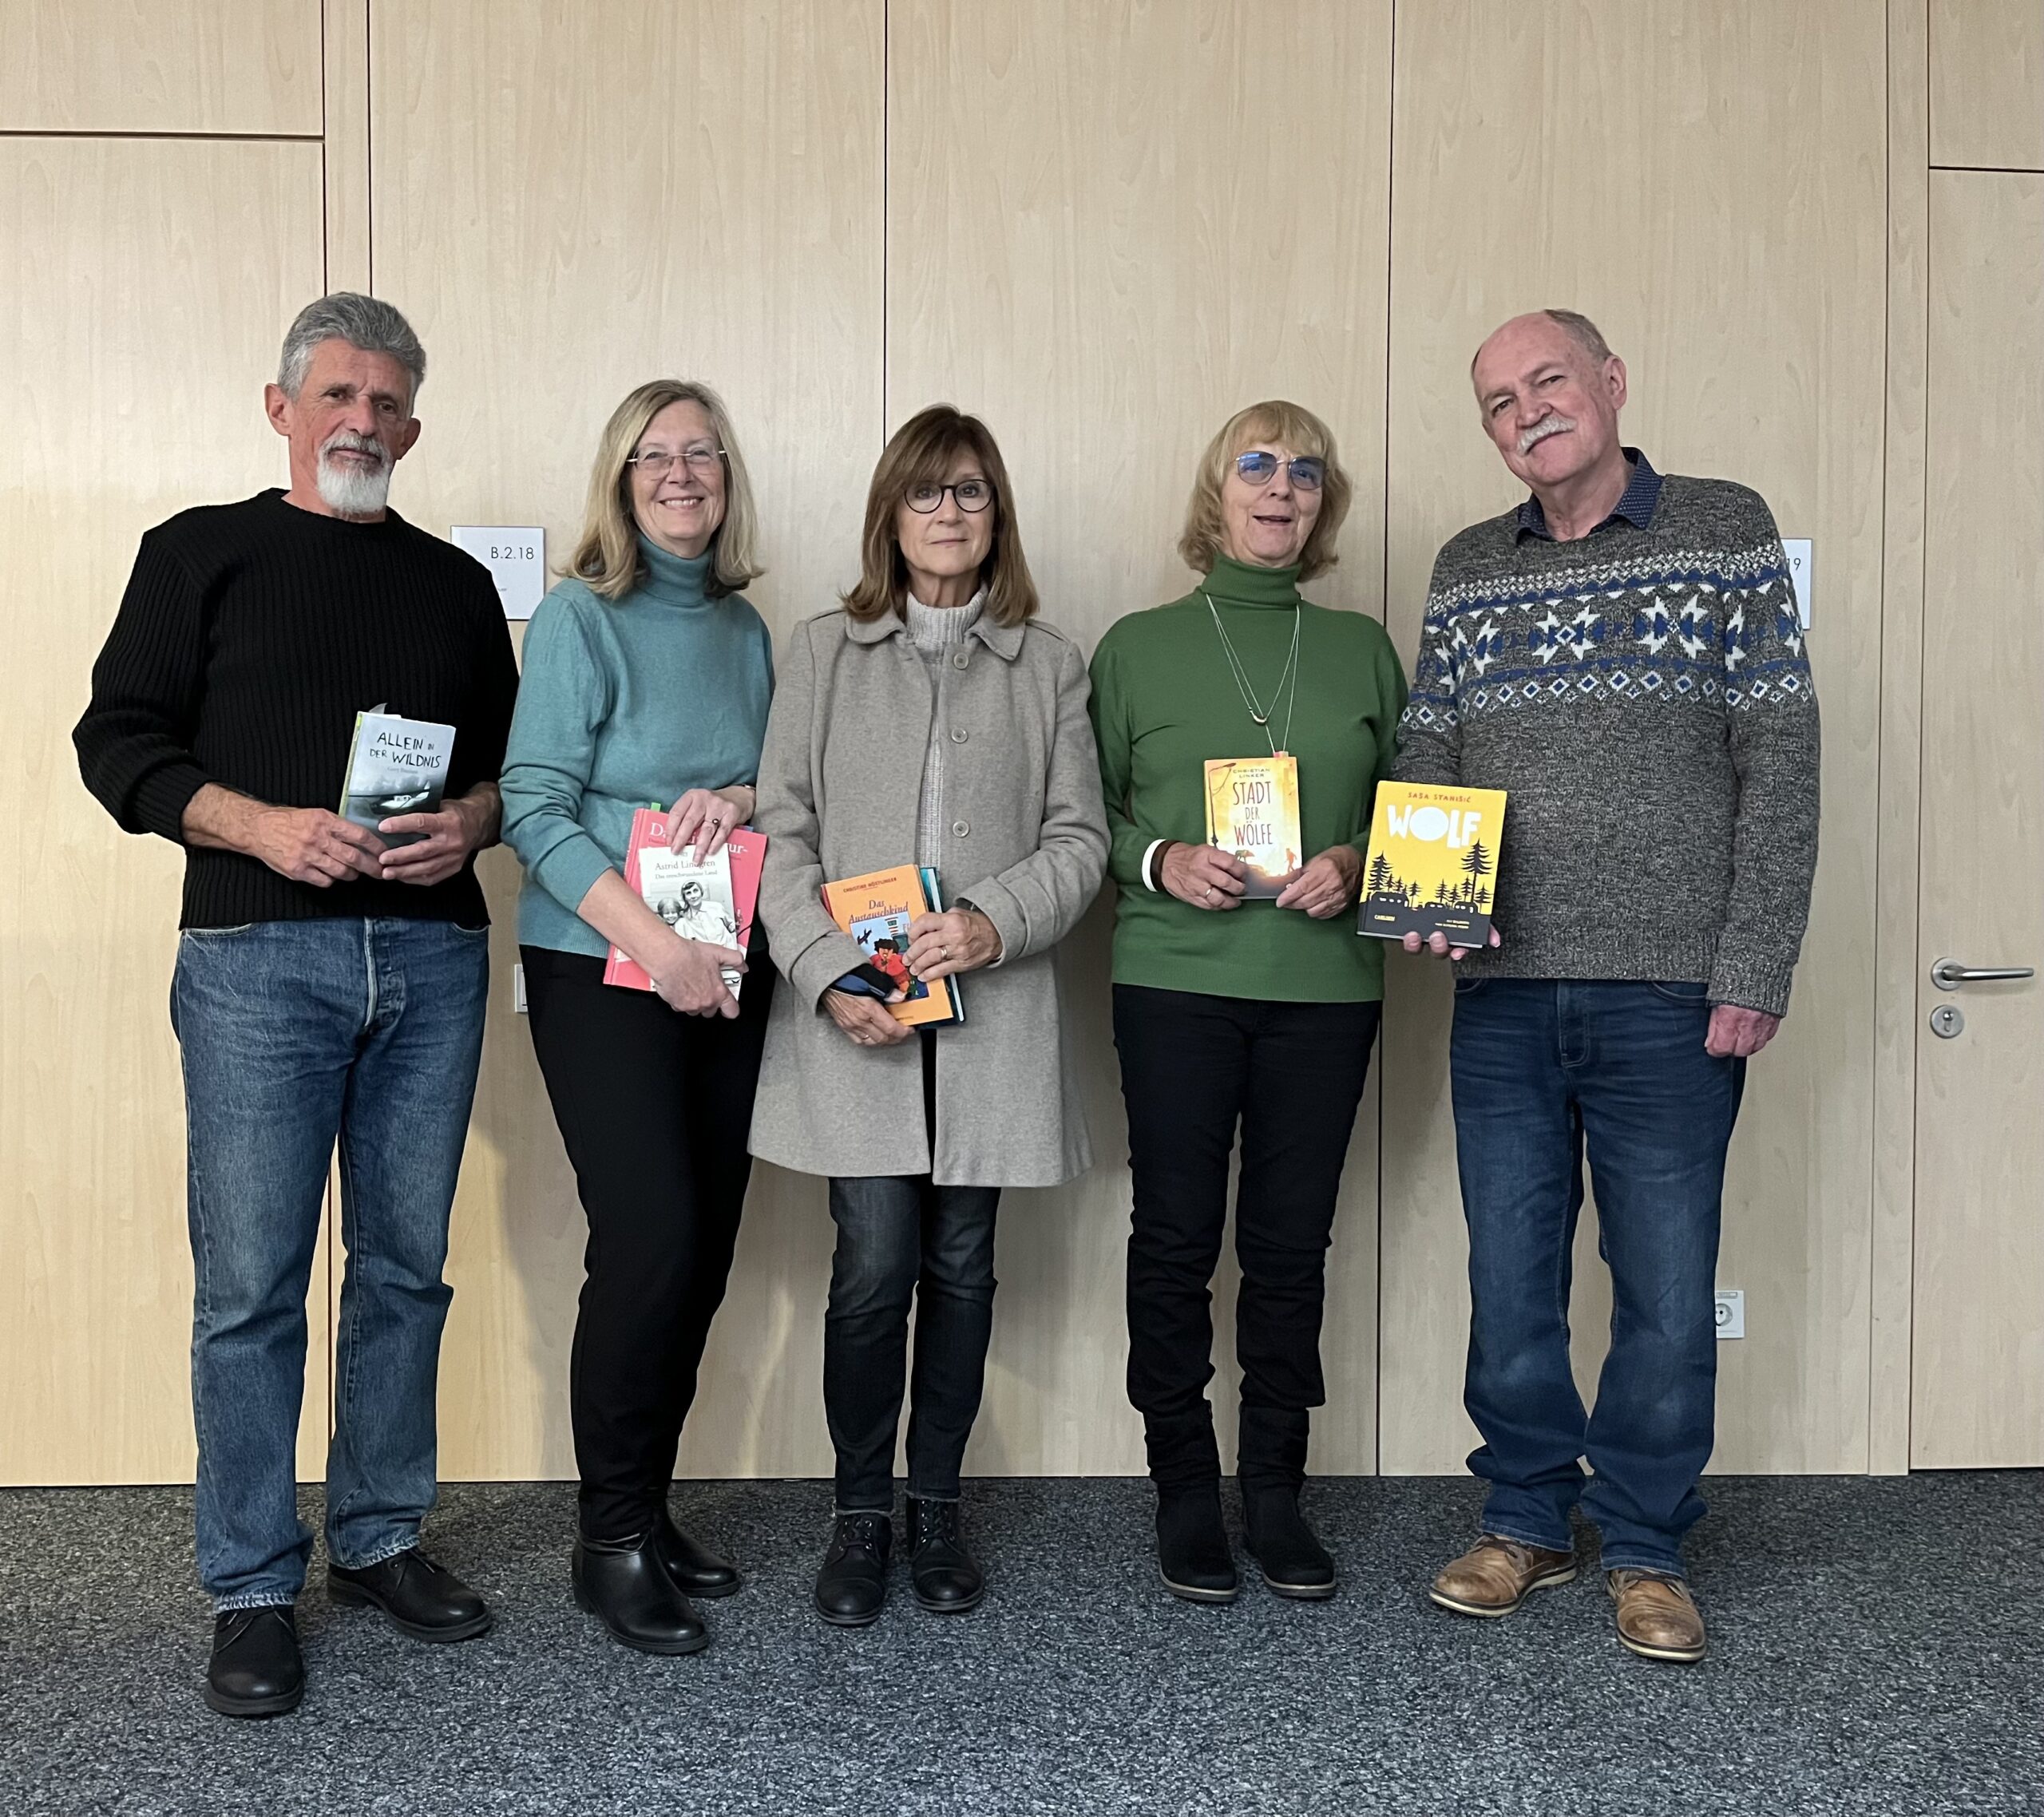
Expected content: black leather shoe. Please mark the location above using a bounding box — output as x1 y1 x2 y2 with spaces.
906 1497 984 1613
1243 1483 1337 1600
1156 1483 1238 1603
204 1607 303 1717
655 1508 741 1599
572 1530 710 1656
327 1547 493 1642
814 1511 892 1627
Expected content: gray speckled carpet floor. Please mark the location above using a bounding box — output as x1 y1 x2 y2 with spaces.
0 1475 2038 1816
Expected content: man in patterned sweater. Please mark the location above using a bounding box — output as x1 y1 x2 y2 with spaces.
1398 311 1818 1664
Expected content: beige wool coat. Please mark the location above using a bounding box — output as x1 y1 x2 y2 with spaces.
749 606 1109 1186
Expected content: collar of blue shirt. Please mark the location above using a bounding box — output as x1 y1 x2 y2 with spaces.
1515 446 1662 542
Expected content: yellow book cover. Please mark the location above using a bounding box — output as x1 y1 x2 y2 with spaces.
819 863 962 1027
1357 782 1507 944
1202 754 1302 898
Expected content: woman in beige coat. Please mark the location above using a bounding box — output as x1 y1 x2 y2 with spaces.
751 405 1107 1628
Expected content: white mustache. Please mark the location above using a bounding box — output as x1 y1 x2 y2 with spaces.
320 430 388 469
1518 414 1576 455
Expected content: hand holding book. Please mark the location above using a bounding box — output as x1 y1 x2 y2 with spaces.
905 906 1001 981
666 784 755 861
1159 840 1250 910
1274 844 1362 919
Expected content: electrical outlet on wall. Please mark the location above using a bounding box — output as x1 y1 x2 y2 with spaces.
513 962 527 1015
1714 1289 1745 1340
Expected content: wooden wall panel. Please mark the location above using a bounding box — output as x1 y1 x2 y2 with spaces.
0 137 329 1483
1377 2 1888 1475
369 0 885 1479
1931 0 2044 170
0 0 322 135
887 0 1393 1475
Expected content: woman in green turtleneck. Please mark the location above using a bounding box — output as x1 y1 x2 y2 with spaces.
1088 400 1408 1608
501 379 775 1658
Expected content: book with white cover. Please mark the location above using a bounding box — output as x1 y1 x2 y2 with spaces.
338 707 456 848
638 841 744 996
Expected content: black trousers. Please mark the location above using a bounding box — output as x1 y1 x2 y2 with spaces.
1112 984 1379 1490
521 943 773 1540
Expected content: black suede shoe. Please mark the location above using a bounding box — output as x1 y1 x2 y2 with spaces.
814 1511 892 1628
327 1547 492 1642
1155 1483 1238 1603
906 1497 984 1613
204 1607 303 1718
1243 1482 1337 1600
572 1531 710 1655
655 1508 741 1599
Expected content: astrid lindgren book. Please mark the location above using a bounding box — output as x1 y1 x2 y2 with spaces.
338 707 456 848
1203 754 1302 897
819 863 964 1028
604 808 766 1000
1357 782 1507 946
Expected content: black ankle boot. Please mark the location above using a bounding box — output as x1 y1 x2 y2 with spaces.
1155 1482 1238 1603
1243 1482 1336 1600
814 1511 892 1627
654 1508 742 1599
204 1607 303 1717
906 1497 984 1613
572 1531 709 1655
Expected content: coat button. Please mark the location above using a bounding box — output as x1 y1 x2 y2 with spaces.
952 820 969 837
950 728 968 743
951 651 969 669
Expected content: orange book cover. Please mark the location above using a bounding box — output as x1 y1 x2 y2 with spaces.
820 863 961 1027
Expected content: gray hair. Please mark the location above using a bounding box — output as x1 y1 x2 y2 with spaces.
278 292 427 401
1543 308 1614 365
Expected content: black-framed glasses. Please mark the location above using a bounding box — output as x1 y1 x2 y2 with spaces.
628 443 724 479
906 478 995 513
1234 450 1325 492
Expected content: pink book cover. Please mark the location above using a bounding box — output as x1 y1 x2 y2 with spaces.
603 808 766 992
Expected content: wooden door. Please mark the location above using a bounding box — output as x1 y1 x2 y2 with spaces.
1909 170 2044 1469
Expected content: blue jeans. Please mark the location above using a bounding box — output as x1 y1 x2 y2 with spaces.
171 917 488 1609
1448 978 1745 1577
823 1174 1000 1510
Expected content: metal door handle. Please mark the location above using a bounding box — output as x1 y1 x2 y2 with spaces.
1931 957 2036 991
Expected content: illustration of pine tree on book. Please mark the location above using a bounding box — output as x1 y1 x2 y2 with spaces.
1357 782 1507 945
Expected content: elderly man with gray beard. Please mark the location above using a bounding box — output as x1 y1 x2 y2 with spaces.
74 294 518 1716
1396 310 1818 1664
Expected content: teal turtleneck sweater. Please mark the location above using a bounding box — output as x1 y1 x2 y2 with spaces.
501 537 774 960
1088 556 1408 1002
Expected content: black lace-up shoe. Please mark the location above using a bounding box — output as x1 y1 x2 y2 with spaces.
814 1511 892 1627
327 1547 492 1642
906 1497 984 1613
655 1509 741 1599
573 1530 710 1655
204 1606 303 1717
1155 1483 1238 1603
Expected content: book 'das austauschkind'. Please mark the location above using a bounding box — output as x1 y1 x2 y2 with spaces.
1202 754 1302 897
604 807 766 1001
1357 782 1509 948
338 707 456 848
820 864 965 1027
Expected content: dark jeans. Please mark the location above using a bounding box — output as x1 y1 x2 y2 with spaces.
1113 984 1379 1490
171 916 488 1609
1450 978 1745 1577
521 944 773 1541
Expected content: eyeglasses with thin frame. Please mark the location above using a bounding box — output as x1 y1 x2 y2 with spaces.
906 478 995 514
1234 450 1325 492
628 443 725 480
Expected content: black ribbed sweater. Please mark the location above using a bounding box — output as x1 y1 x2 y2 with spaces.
75 489 520 929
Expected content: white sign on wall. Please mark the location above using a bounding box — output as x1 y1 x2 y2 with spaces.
1781 537 1812 631
452 525 546 620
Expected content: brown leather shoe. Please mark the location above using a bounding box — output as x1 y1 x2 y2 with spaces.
1428 1534 1576 1617
1607 1569 1707 1662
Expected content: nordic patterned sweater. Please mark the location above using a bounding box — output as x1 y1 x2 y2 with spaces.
1392 454 1819 1018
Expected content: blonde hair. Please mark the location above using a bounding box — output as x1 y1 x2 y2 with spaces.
842 405 1039 627
567 378 764 600
1178 400 1353 583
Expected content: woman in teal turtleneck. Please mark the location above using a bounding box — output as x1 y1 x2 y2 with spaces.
501 380 774 1657
1088 400 1408 1609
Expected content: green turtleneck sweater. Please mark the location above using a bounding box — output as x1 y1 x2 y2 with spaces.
501 537 774 960
1088 556 1408 1002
